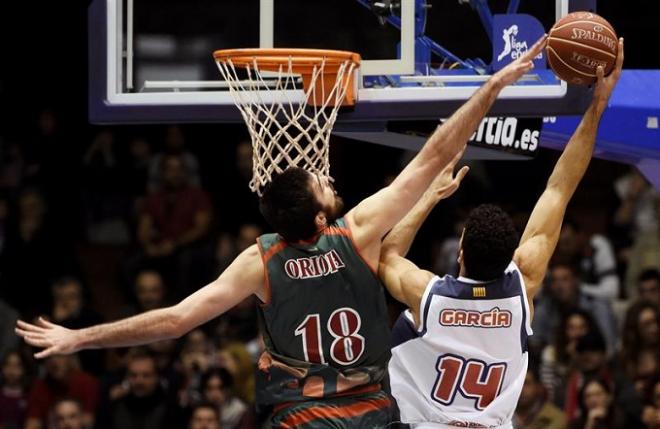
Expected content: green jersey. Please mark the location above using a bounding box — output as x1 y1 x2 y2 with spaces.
256 218 391 406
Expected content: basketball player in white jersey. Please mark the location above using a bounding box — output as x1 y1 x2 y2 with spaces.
379 39 624 429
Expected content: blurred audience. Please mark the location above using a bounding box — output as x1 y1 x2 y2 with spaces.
513 367 566 429
620 301 659 397
532 263 618 355
0 350 31 429
637 268 660 306
137 153 213 298
149 126 201 192
48 277 105 375
201 368 253 429
540 309 600 404
216 343 255 405
188 402 221 429
25 355 98 429
97 347 180 429
558 221 620 300
49 398 85 429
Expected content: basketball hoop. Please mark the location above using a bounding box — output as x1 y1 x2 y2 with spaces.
213 48 361 195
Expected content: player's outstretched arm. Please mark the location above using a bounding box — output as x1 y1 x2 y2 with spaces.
514 38 624 300
348 36 547 246
16 245 264 359
379 154 468 323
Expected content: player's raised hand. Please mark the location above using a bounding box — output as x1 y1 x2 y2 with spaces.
424 148 469 202
593 37 624 114
15 317 81 359
494 34 548 87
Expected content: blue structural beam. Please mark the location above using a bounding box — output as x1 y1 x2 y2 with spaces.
541 70 660 189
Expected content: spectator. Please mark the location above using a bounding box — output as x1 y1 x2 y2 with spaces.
188 403 220 429
0 298 20 361
558 221 620 300
613 169 660 297
637 269 660 306
81 130 131 245
201 368 253 429
532 263 619 355
540 309 600 403
97 347 180 429
49 277 104 375
0 189 69 316
122 269 168 316
126 137 153 203
148 125 200 192
563 332 641 426
25 354 99 429
570 377 625 429
137 153 213 297
215 224 262 274
513 367 566 429
0 350 31 429
216 343 255 405
620 301 659 394
49 398 85 429
177 330 214 408
641 376 660 429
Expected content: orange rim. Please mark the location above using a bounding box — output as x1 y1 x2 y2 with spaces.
213 48 361 74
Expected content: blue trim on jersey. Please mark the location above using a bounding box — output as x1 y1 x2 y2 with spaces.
391 311 419 348
419 286 436 336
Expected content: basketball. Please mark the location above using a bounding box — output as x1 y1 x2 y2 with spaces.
547 12 618 85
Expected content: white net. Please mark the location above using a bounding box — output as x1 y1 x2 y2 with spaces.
215 50 359 196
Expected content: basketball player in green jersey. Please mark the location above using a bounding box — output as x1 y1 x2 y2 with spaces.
16 38 546 428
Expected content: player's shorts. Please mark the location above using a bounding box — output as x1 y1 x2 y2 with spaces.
271 389 393 428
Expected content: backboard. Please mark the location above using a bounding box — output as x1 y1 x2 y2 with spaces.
89 0 596 124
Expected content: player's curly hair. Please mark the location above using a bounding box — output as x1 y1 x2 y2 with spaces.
462 204 518 281
259 167 322 242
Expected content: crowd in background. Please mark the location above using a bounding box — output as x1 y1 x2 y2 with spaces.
0 109 658 429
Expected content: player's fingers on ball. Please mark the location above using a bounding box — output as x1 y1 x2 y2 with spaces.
616 38 624 67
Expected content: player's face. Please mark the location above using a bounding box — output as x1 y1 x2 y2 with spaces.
310 173 344 224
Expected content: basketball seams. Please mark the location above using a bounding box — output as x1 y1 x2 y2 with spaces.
547 46 597 78
549 20 617 39
547 37 617 59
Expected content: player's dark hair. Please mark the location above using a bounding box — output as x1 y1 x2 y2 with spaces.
259 167 322 242
462 204 519 281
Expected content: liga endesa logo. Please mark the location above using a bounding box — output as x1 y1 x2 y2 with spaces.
284 249 346 279
439 307 512 328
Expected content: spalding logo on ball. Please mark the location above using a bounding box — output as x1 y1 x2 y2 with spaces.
547 12 618 85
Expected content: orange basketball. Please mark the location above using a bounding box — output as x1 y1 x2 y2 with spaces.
546 12 618 85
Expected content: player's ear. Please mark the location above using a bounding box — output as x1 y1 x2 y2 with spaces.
314 211 327 230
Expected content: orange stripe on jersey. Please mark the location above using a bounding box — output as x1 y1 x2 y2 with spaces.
323 226 351 237
279 396 391 428
256 237 286 306
262 241 288 264
273 383 382 414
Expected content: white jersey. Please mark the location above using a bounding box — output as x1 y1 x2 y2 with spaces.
389 262 532 429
